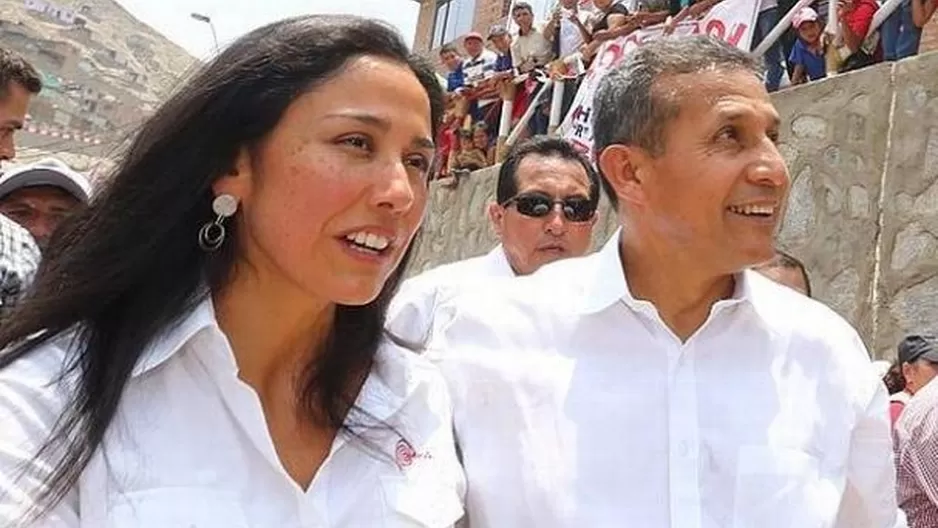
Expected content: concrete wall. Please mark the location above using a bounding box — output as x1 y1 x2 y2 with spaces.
407 51 938 360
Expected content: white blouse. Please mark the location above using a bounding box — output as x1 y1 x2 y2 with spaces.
0 299 466 527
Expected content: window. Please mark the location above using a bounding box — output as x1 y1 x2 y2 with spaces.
431 0 477 48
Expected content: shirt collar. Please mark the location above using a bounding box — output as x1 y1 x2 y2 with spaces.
486 245 517 278
130 295 422 423
132 295 219 377
577 228 758 317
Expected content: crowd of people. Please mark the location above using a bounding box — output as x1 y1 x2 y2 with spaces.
435 0 938 179
0 6 935 528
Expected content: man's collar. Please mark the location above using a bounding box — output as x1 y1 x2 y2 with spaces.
577 228 758 317
488 244 518 277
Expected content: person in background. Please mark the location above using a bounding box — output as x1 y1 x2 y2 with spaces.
452 127 488 173
439 44 465 94
545 0 596 118
788 7 828 85
0 158 91 251
836 0 881 70
882 356 911 428
881 0 937 61
0 214 39 317
753 249 812 296
0 15 466 526
0 48 41 164
387 136 599 346
471 122 494 166
511 2 555 137
581 0 632 61
488 25 514 74
894 334 938 527
461 31 499 125
0 48 43 313
511 2 555 73
752 0 787 91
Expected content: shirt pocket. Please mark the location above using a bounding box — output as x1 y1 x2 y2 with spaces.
733 446 828 528
105 488 250 528
380 475 465 528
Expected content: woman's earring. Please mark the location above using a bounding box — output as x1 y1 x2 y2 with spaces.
198 194 239 252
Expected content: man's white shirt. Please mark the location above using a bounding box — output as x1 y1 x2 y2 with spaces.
426 230 901 528
387 245 515 345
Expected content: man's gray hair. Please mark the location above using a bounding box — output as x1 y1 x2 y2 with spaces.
593 36 763 159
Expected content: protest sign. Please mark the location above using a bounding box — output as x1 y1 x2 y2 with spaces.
559 0 760 156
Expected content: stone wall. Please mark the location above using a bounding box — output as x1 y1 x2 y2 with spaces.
407 51 938 359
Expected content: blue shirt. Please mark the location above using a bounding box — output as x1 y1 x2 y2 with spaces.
494 53 512 73
789 39 827 81
446 67 464 92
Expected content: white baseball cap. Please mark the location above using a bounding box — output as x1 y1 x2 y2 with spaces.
0 157 92 204
792 7 819 29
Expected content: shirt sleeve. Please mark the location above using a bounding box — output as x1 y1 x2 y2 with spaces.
834 373 904 528
896 403 938 509
0 346 79 527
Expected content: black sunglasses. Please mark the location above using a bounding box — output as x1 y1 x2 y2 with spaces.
502 192 596 222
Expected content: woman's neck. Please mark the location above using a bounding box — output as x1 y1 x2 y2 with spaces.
213 269 334 395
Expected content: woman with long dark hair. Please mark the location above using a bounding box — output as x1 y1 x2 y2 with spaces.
0 15 465 526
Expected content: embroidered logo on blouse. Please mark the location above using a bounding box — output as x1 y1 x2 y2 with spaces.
394 438 432 470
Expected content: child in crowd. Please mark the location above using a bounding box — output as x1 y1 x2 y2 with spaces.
471 123 495 166
789 7 828 85
453 127 488 173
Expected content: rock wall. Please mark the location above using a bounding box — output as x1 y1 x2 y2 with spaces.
407 51 938 359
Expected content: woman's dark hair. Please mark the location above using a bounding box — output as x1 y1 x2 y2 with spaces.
0 15 443 521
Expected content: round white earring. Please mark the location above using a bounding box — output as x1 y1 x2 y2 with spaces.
198 194 239 251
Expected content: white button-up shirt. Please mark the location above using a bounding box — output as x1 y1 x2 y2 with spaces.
387 245 515 345
426 231 900 528
0 298 466 527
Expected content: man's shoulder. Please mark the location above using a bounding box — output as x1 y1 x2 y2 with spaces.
435 251 598 323
400 252 496 290
746 271 869 359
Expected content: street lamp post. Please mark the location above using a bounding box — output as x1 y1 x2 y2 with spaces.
190 12 219 54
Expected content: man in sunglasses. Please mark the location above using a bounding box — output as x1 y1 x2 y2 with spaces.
424 37 900 527
387 136 600 344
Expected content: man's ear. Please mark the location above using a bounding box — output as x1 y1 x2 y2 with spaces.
597 144 650 209
488 201 505 239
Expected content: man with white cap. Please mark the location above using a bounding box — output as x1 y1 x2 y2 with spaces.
0 157 91 251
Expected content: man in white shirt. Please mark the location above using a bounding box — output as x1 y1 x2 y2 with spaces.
387 136 599 345
511 1 556 72
426 36 901 527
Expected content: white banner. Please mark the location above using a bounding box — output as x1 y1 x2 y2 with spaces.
559 0 760 156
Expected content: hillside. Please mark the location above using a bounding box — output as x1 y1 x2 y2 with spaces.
0 0 196 100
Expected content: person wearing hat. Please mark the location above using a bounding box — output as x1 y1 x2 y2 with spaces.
488 25 513 74
0 157 91 251
893 334 938 526
460 31 499 124
788 7 828 85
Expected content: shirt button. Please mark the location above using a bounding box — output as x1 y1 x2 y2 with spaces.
679 441 691 457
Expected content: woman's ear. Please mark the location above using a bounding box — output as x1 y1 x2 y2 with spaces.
212 147 254 203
